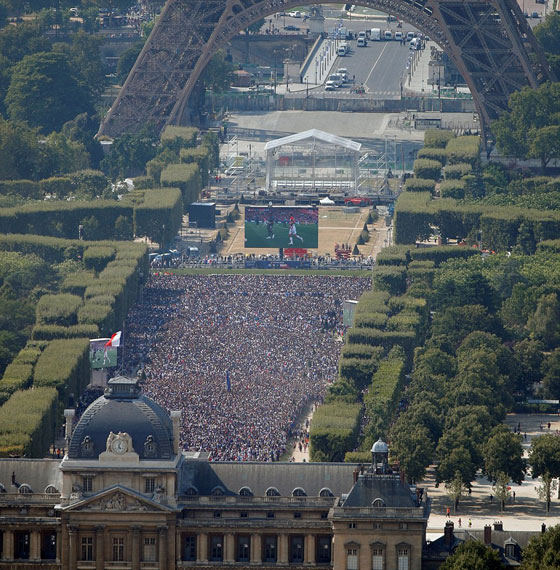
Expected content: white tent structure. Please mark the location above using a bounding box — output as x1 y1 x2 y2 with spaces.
319 196 335 205
264 129 361 194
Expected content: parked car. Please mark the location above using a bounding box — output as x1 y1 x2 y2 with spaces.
284 24 300 31
325 81 337 91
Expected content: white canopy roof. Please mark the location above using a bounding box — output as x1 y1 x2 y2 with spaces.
319 197 335 205
264 129 361 152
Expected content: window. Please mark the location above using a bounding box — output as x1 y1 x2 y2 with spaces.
397 547 409 570
211 486 225 496
237 536 250 562
112 537 125 562
14 531 30 560
348 522 356 529
266 487 280 497
294 511 302 519
267 511 275 519
185 486 198 496
321 511 328 519
81 537 94 561
213 511 221 518
290 535 304 563
317 536 331 564
292 487 307 497
240 511 248 518
505 544 516 558
372 548 384 570
373 522 383 530
145 477 156 494
263 536 277 563
82 476 93 493
399 522 408 530
347 548 358 570
183 535 196 561
45 485 59 494
319 488 334 497
372 498 385 507
143 537 157 562
210 536 223 561
239 486 253 496
18 484 32 494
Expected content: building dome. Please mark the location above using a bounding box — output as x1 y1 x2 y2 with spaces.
68 376 174 460
371 438 389 454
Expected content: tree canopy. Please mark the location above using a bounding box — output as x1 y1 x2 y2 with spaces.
440 540 505 570
521 525 560 570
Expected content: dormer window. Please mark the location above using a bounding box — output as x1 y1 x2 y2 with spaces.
144 435 157 458
45 485 59 494
239 487 253 496
18 484 32 494
185 487 198 496
81 435 94 457
292 487 307 497
505 543 517 559
266 487 280 497
320 488 334 497
372 498 385 508
211 486 225 496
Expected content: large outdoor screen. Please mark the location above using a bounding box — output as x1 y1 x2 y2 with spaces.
244 206 319 249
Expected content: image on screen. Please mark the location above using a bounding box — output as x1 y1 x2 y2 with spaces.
245 206 319 249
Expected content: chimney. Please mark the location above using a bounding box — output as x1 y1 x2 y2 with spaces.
64 409 75 443
484 525 492 545
444 521 454 546
353 467 360 484
171 410 181 455
493 521 503 531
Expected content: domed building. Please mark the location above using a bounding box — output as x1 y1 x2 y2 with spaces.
0 376 429 570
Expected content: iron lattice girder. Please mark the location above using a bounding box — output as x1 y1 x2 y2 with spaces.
98 0 555 139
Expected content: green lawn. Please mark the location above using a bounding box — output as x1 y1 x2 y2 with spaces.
245 222 318 249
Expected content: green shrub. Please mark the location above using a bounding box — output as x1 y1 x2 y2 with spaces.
132 176 153 189
354 312 389 329
83 246 116 273
61 271 96 295
180 146 210 187
69 169 109 197
424 129 455 149
0 363 34 401
372 266 408 295
160 126 198 152
405 178 436 193
0 180 41 199
77 303 114 336
310 402 362 462
417 147 448 165
134 188 183 246
339 356 379 391
446 135 481 167
0 387 58 457
341 344 384 361
36 294 83 326
160 163 201 210
32 324 99 341
413 158 442 181
344 451 371 463
445 163 472 180
439 179 466 199
39 177 73 198
376 245 410 266
33 338 90 403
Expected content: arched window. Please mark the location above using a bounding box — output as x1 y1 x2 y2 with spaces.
292 487 307 497
44 485 59 494
18 484 32 494
211 486 225 496
319 487 334 497
372 498 385 507
265 487 280 497
239 486 253 497
185 486 198 496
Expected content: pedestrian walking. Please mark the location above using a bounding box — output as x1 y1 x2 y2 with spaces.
490 494 493 502
513 491 516 502
458 517 462 528
446 507 450 518
468 518 472 528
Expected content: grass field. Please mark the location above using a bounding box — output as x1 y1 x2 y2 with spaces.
245 221 318 248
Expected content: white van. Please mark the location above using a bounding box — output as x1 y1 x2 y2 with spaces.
371 28 381 40
337 68 349 81
328 73 343 87
394 31 403 41
337 43 348 56
406 31 416 41
409 37 420 50
357 37 367 47
325 81 337 91
384 29 393 40
357 30 367 39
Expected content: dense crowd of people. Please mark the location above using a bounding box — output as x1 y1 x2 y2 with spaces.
124 274 370 461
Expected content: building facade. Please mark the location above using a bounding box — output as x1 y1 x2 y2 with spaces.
0 376 428 570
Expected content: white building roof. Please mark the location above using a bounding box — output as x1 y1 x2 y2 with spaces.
264 129 361 152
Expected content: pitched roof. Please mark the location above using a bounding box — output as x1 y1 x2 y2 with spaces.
264 129 361 152
0 459 62 494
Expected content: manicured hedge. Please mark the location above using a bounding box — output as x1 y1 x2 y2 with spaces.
0 387 58 457
354 290 390 315
413 158 442 181
372 266 408 295
61 271 96 295
134 188 183 246
36 294 83 327
354 312 389 329
445 163 472 180
32 324 100 341
411 245 479 265
310 402 362 462
346 328 416 361
161 126 198 151
160 163 201 211
180 146 210 187
0 363 33 404
33 338 90 403
404 178 437 193
363 357 406 438
341 344 384 361
339 357 379 392
417 147 448 165
0 180 41 199
83 245 116 273
39 177 73 198
439 179 466 199
424 129 455 149
77 303 114 336
446 135 480 167
376 245 410 266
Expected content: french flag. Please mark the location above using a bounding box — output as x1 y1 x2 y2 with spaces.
105 331 122 348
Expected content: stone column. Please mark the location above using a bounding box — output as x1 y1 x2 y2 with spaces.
225 533 235 563
131 526 141 570
30 530 41 561
250 533 262 564
168 521 176 570
198 533 208 563
2 529 13 561
175 531 182 564
305 535 316 564
279 534 289 564
95 526 105 570
56 529 62 563
158 526 168 570
68 525 78 570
